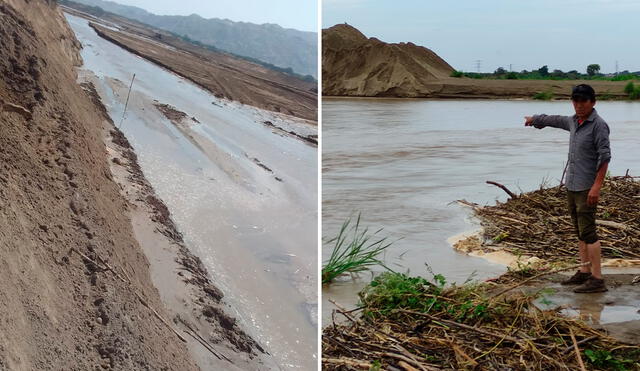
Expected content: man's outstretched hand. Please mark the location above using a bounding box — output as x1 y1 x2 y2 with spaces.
524 116 534 127
587 187 600 206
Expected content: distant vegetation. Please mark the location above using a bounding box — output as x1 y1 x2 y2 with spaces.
532 90 554 100
625 82 640 100
451 64 640 82
59 0 107 16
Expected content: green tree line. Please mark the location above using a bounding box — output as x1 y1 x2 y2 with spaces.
451 64 640 82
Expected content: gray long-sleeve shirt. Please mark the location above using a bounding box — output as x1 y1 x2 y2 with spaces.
532 108 611 192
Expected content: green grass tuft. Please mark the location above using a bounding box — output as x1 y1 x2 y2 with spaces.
359 272 492 322
322 214 392 284
584 348 639 370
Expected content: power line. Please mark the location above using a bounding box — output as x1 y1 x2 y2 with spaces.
474 60 482 73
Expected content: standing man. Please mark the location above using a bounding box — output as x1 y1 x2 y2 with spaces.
524 84 611 293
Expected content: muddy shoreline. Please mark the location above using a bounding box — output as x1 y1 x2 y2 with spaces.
322 77 634 100
67 11 318 368
82 79 276 369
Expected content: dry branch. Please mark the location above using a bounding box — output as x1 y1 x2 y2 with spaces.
486 180 518 199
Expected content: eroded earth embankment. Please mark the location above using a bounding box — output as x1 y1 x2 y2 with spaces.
0 1 198 369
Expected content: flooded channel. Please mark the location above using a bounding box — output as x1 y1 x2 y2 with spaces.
66 14 317 370
322 97 640 323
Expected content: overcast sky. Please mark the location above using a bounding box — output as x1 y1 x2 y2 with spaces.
112 0 318 32
323 0 640 73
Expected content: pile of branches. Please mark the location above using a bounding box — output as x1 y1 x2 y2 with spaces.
322 273 640 370
467 176 640 261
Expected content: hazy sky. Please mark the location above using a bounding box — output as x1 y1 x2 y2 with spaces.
112 0 318 32
323 0 640 73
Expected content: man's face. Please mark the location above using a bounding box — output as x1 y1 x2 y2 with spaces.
572 98 596 119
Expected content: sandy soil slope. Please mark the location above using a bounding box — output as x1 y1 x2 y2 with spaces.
0 1 243 369
322 23 631 99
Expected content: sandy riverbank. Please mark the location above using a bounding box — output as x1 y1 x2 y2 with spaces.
0 1 199 369
81 78 275 370
64 10 318 368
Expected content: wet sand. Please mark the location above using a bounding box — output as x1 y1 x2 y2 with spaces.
525 270 640 345
99 106 273 370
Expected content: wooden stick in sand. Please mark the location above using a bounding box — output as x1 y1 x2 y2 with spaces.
119 73 136 128
570 328 588 371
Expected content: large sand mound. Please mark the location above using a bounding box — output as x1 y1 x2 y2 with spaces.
322 24 455 97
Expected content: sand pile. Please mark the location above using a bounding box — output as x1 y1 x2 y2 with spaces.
0 1 198 369
322 24 455 97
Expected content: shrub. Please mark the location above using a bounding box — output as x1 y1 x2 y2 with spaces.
533 91 554 100
624 81 635 95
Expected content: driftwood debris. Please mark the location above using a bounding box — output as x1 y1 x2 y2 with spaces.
468 176 640 262
570 328 588 371
486 180 518 199
322 275 636 370
323 176 640 370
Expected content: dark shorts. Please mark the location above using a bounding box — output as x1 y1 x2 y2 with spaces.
567 190 598 244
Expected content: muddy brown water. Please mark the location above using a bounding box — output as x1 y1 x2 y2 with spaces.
66 14 317 370
322 97 640 325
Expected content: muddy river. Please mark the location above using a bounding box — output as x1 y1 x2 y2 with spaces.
322 97 640 324
66 14 317 370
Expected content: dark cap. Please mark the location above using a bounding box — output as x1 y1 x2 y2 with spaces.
571 84 596 101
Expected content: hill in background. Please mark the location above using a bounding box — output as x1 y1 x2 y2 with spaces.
68 0 318 78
